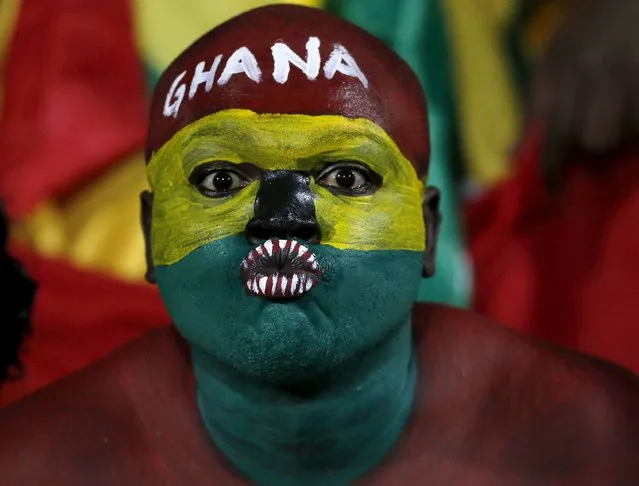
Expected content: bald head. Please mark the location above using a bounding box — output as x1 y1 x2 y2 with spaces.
146 4 429 175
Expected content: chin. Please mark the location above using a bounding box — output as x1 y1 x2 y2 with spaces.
222 300 348 385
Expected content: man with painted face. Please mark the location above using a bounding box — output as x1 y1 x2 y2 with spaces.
0 5 638 485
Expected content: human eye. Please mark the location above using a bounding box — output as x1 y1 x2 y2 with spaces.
315 162 381 196
189 162 250 198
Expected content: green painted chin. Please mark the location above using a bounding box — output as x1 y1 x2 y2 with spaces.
155 236 422 384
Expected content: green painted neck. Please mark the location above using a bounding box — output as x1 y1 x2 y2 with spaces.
192 318 417 486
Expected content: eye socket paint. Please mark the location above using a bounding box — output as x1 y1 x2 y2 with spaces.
147 109 426 266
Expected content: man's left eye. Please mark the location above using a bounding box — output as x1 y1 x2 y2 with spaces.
316 164 379 195
196 169 249 197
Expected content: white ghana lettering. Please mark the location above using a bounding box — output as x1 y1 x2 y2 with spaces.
162 37 369 118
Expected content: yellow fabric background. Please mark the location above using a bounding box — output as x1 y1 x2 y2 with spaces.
441 0 521 187
441 0 569 187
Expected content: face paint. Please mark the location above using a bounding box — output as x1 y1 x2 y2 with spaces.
148 109 426 383
147 109 426 265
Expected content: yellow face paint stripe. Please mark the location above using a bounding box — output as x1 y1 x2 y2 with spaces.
147 110 426 266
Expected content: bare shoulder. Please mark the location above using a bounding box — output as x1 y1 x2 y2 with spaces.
412 303 639 481
0 327 188 485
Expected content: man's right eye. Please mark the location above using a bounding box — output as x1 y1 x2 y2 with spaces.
191 166 249 198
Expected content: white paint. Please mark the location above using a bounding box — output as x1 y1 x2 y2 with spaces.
297 243 309 257
264 239 274 256
281 275 288 294
291 274 299 293
189 55 222 99
162 38 369 120
259 276 268 294
323 44 369 88
217 46 262 86
163 70 187 118
272 36 320 84
278 239 287 250
305 279 313 291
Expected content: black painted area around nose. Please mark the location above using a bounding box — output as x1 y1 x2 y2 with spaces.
245 170 321 244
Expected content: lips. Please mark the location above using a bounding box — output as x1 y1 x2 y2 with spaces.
240 238 322 299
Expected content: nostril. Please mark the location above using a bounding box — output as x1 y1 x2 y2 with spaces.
245 217 321 245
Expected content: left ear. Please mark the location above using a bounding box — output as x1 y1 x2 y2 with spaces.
422 186 441 278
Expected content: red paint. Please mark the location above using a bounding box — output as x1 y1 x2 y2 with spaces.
146 5 429 176
0 304 637 484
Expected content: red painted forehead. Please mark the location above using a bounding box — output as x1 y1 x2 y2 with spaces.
146 5 430 176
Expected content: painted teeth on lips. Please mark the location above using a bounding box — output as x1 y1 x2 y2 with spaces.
240 238 322 299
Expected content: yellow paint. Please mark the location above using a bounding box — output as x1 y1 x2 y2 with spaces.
147 110 426 266
134 0 325 75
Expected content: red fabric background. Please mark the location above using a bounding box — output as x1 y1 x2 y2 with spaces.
0 246 171 405
468 126 639 373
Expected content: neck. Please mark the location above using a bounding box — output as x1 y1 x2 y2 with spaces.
192 318 417 486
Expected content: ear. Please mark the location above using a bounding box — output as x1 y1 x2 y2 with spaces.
422 186 441 278
140 191 156 283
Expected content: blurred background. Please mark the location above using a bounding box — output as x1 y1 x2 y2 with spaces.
1 0 638 404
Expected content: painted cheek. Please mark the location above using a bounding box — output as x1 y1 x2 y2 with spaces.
150 176 258 266
312 183 425 252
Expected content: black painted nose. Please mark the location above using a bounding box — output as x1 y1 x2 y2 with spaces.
245 170 322 245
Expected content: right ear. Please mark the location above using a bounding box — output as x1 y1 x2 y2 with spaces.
140 191 155 283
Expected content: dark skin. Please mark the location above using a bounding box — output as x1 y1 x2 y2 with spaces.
531 0 639 189
0 192 637 485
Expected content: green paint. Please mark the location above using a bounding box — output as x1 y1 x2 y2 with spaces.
155 236 423 484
